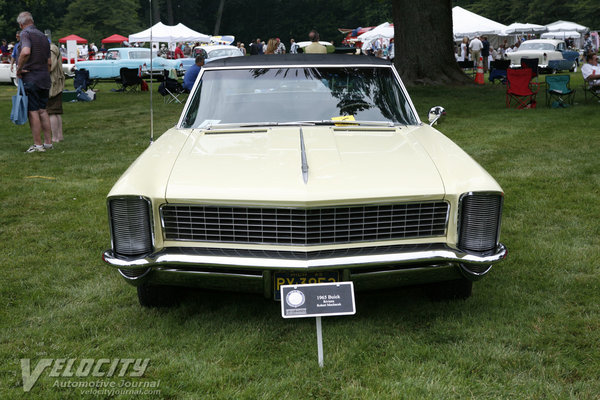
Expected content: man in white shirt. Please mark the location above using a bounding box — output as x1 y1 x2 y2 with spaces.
469 36 483 67
582 53 600 89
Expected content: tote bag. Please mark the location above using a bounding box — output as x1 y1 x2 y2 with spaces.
10 79 28 125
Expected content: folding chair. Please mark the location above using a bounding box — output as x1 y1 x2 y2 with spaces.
488 60 510 84
545 75 575 107
158 69 186 104
73 69 94 90
457 60 475 78
583 79 600 103
506 68 539 109
115 68 142 92
521 58 539 82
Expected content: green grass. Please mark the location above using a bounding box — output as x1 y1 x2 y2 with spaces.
1 74 599 399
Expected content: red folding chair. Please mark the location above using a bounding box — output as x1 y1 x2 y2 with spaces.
506 68 539 109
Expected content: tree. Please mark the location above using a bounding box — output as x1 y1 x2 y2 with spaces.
393 0 470 85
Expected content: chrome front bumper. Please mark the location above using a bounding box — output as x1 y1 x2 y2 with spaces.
103 243 507 296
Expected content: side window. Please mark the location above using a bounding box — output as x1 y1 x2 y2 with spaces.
557 43 565 52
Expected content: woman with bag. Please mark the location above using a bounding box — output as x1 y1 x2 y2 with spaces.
48 42 65 142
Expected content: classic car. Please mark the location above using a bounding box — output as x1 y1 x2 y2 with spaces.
103 54 507 307
507 39 579 72
0 63 17 85
0 62 74 85
179 44 244 71
74 47 183 79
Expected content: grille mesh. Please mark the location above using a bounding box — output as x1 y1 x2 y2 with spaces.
110 198 153 256
161 202 448 245
458 194 502 253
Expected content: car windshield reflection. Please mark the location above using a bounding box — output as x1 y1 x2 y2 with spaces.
181 67 418 128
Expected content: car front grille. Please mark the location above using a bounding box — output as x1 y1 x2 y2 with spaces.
458 193 503 253
161 202 449 246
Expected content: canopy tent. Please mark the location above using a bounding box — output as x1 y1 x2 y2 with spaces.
541 31 581 39
210 35 235 45
546 20 588 33
101 34 128 44
357 22 394 41
503 22 547 35
452 6 507 39
128 22 210 43
59 34 87 44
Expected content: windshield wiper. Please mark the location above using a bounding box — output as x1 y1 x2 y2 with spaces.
201 120 397 130
290 120 396 127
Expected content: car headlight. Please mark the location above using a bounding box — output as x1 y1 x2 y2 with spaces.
458 192 503 253
108 197 153 257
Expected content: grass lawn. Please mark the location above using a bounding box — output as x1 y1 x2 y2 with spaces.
1 72 599 399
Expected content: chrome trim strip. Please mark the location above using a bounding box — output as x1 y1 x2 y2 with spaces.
103 243 507 271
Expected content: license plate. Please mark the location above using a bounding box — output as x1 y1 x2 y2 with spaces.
273 271 339 300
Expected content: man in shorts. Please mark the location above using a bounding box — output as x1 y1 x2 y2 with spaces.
15 11 52 153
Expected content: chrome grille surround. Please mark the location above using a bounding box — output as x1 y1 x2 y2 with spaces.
160 201 449 246
108 196 154 257
458 192 503 253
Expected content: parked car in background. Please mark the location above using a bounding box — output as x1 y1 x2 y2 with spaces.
508 39 579 72
0 63 17 85
74 47 183 79
102 54 507 307
179 44 243 71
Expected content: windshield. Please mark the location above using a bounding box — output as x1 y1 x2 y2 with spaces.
181 67 418 128
519 42 555 51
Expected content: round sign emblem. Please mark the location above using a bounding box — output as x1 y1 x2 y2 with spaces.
285 290 305 308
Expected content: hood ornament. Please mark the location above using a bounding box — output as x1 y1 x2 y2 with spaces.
300 127 309 184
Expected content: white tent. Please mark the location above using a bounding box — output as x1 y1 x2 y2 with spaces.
357 22 394 41
541 31 581 39
545 20 588 33
129 22 210 43
452 6 508 39
503 22 547 35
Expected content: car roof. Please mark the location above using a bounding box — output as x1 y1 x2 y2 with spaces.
204 54 393 69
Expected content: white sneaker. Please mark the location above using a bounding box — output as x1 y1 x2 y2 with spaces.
25 145 45 153
43 143 54 150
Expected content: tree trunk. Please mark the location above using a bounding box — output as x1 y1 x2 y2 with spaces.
392 0 471 85
152 0 161 24
214 0 226 35
166 0 174 25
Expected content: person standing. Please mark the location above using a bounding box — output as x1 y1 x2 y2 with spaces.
481 36 490 73
469 36 483 67
304 30 327 54
48 42 65 143
15 11 52 153
275 38 286 54
10 31 21 72
290 38 299 54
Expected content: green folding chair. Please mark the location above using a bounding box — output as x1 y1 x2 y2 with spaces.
545 75 575 108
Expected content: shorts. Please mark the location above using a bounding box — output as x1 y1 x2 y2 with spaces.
47 93 63 115
23 81 49 111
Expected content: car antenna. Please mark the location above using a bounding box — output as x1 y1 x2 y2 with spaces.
148 0 154 145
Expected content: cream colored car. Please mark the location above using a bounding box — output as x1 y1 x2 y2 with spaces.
103 55 507 307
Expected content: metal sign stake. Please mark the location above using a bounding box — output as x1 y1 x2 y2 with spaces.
316 316 324 368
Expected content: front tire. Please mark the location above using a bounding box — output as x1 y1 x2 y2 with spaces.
137 284 179 307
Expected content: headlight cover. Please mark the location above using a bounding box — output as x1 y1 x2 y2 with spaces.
458 192 503 254
108 197 153 257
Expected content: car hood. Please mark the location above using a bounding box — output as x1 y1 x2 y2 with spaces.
164 126 445 205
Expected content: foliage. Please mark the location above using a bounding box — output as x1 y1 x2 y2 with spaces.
0 73 599 398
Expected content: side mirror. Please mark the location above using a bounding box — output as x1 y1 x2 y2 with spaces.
428 106 446 126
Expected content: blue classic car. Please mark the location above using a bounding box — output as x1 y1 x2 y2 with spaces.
74 47 184 79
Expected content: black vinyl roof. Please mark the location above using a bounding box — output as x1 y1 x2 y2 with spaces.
205 54 393 68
